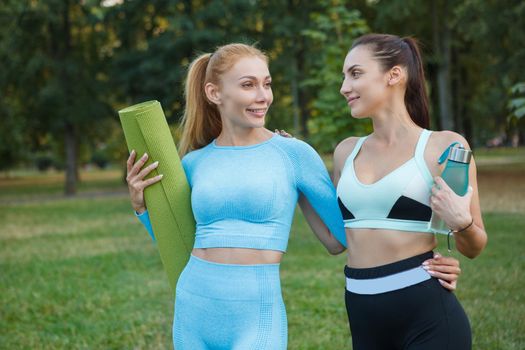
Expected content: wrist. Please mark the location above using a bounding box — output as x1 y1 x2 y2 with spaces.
134 206 147 214
452 216 474 233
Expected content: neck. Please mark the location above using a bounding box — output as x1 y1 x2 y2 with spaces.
370 100 421 144
216 125 272 146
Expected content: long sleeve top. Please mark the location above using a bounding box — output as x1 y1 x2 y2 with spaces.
136 134 346 251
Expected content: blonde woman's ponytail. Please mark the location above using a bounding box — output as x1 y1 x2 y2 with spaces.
179 53 222 156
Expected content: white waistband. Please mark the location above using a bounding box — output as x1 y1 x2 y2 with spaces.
343 218 431 233
345 266 431 295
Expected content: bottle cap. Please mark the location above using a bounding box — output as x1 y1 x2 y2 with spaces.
448 146 472 163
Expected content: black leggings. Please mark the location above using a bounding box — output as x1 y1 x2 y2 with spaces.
345 252 471 350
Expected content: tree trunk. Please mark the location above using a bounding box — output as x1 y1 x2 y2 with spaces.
287 0 309 137
62 0 77 196
432 0 454 131
453 47 464 135
64 122 77 196
295 44 310 137
290 55 300 134
298 87 310 138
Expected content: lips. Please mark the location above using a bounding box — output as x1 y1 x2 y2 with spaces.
246 108 267 117
347 96 360 105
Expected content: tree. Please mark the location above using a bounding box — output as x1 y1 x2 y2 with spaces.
1 0 113 194
351 0 525 147
299 1 370 152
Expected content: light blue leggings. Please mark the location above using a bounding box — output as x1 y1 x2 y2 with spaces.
173 255 287 349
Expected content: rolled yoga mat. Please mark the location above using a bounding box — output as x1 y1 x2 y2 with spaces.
119 100 195 294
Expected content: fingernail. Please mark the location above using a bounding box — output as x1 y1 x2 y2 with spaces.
422 265 430 270
438 279 445 284
427 270 435 275
131 149 135 155
422 261 429 266
143 153 148 159
159 174 164 178
153 161 159 167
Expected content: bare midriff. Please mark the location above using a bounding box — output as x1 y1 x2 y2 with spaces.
345 229 437 268
192 247 284 265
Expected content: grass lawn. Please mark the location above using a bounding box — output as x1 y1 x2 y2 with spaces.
1 156 524 349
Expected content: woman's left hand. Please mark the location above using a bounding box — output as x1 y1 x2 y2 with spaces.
275 129 293 138
422 252 461 291
430 177 473 231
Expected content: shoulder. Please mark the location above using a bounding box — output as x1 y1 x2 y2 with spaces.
181 143 211 169
334 136 361 166
271 134 318 157
428 130 471 152
181 147 203 164
270 135 327 177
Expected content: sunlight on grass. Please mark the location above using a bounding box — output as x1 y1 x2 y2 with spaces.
1 164 524 349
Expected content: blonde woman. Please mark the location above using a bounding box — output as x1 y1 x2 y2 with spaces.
126 43 346 349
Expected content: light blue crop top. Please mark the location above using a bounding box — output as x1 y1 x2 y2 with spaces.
337 129 434 233
136 134 347 251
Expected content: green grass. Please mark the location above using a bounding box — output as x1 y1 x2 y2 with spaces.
473 146 524 158
0 168 126 202
1 169 524 349
1 197 172 349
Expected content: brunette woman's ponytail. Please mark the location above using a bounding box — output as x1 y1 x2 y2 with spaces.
351 34 430 128
402 37 429 129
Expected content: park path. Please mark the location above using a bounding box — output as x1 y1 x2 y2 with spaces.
0 189 129 206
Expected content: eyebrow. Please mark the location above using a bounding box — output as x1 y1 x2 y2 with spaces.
344 64 362 73
238 75 272 80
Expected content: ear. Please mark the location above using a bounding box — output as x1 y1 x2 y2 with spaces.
205 82 221 105
387 66 405 86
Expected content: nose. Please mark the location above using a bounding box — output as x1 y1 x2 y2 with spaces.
256 84 272 103
340 77 351 97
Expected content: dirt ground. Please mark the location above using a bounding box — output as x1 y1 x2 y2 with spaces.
1 162 523 213
477 164 525 214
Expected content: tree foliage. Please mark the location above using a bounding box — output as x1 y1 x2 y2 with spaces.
1 0 522 189
353 0 525 146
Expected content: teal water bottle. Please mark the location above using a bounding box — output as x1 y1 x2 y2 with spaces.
429 144 472 234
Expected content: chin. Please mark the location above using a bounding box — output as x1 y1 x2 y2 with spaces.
350 109 368 119
246 116 266 128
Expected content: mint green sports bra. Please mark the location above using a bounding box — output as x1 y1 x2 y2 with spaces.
337 129 434 233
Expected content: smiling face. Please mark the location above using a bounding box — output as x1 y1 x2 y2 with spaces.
340 45 392 119
206 56 273 130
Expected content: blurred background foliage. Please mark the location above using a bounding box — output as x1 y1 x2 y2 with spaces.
1 0 524 194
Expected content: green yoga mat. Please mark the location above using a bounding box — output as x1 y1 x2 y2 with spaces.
119 100 195 294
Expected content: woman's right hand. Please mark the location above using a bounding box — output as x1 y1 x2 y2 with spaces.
422 252 461 291
126 150 163 213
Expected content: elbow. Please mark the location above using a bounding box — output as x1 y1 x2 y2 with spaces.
459 235 487 259
463 250 479 259
327 244 346 255
459 245 483 259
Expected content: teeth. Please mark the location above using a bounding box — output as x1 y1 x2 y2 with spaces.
248 109 266 112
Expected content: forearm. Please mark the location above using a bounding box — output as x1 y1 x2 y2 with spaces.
298 195 345 255
453 221 487 259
